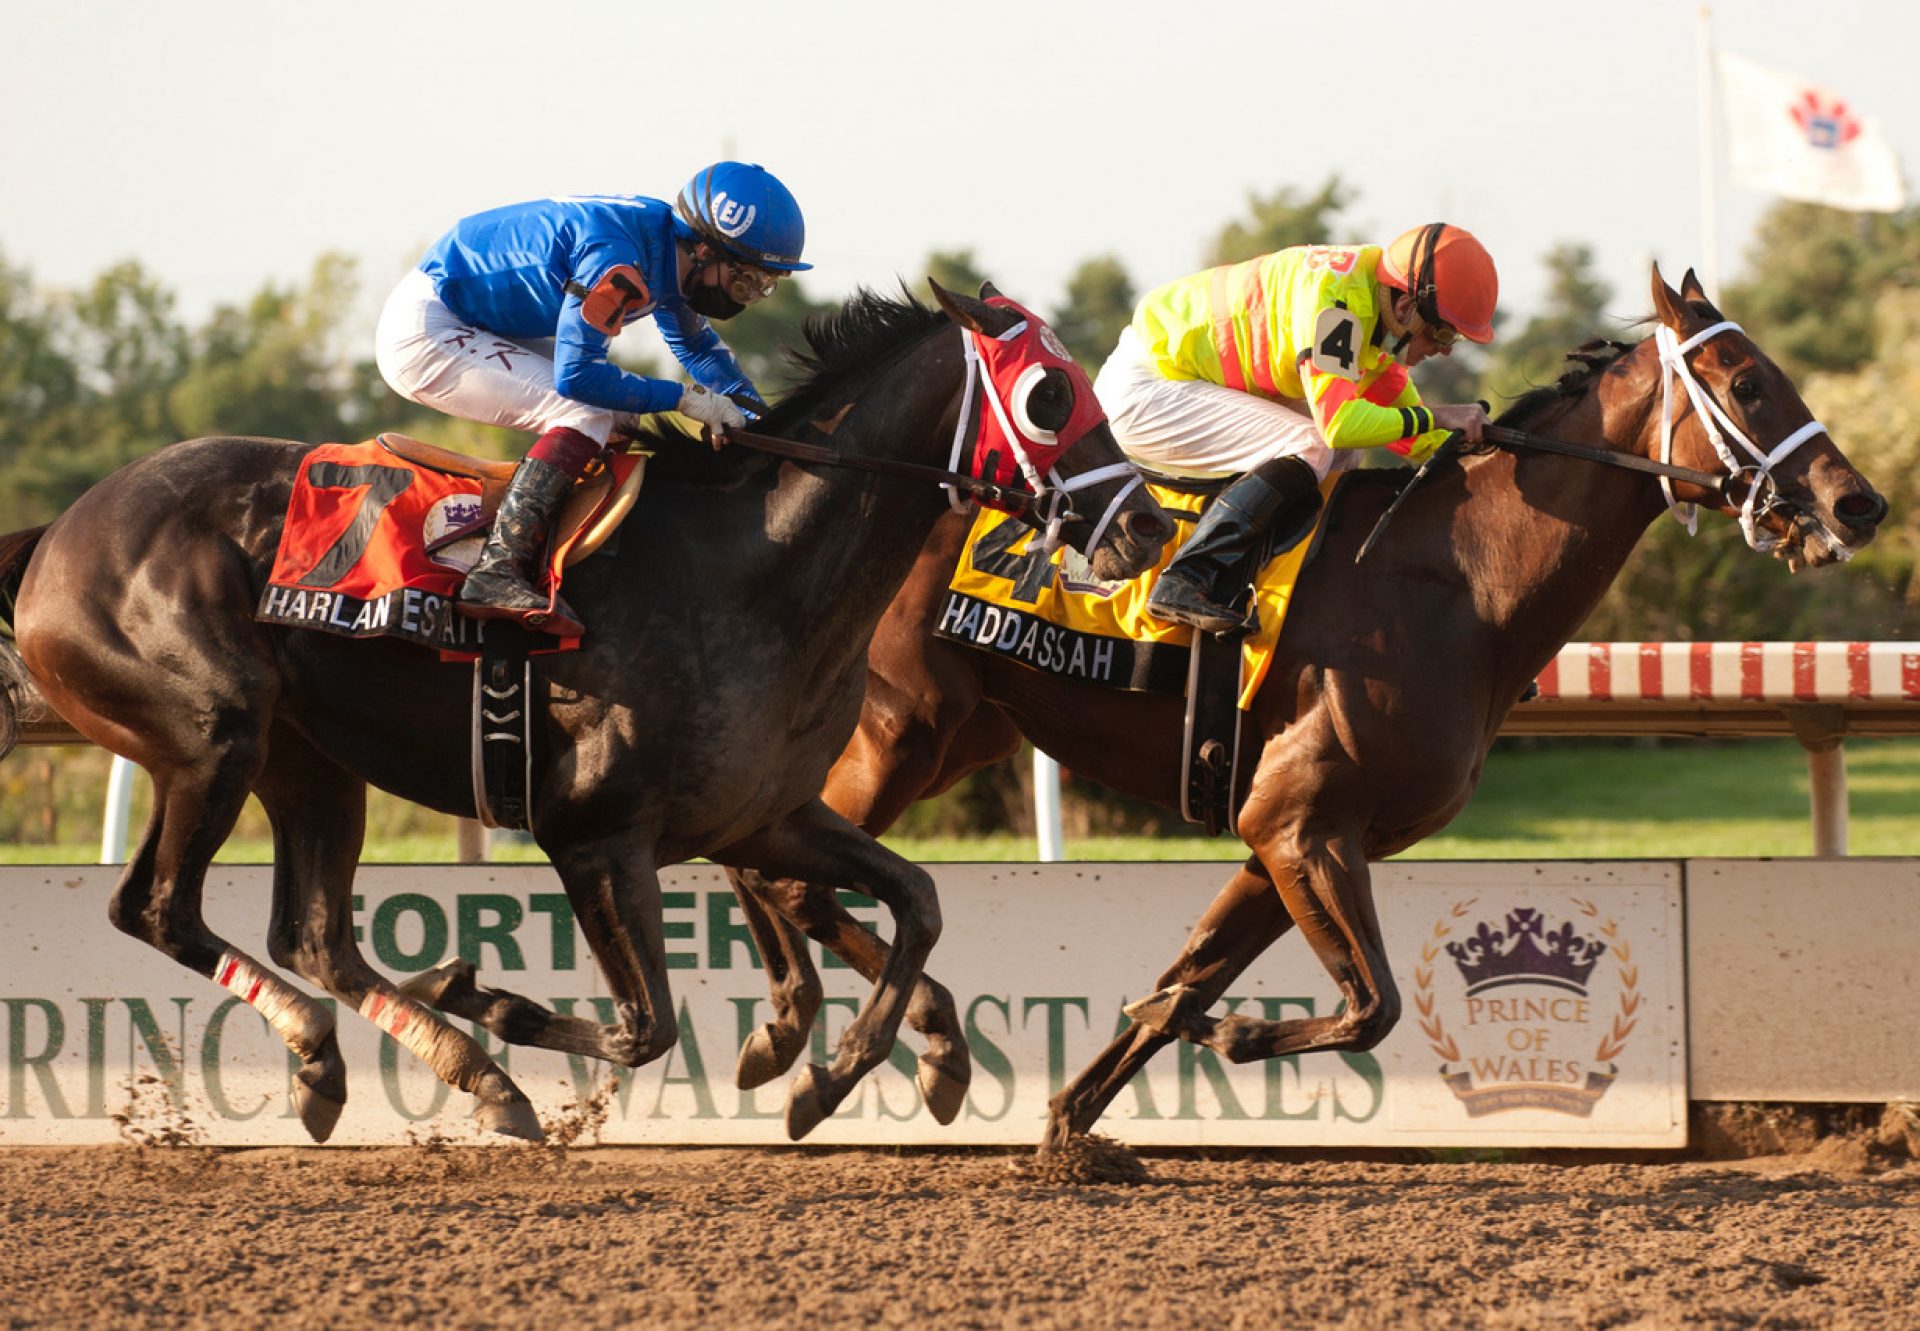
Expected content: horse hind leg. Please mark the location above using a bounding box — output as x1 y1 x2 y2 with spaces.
251 728 541 1142
1044 860 1293 1151
105 745 345 1141
732 868 971 1126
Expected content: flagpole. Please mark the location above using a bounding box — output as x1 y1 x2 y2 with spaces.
1696 5 1721 299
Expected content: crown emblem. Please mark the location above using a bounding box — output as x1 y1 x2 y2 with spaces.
1445 907 1606 995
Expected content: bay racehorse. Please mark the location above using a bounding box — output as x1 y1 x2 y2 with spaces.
721 267 1888 1149
0 283 1173 1143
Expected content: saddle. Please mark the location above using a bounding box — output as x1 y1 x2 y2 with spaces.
376 432 645 569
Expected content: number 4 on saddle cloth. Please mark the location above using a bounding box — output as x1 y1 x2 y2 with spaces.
258 433 644 655
935 474 1338 833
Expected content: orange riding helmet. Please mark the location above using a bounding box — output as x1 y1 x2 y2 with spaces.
1377 224 1499 344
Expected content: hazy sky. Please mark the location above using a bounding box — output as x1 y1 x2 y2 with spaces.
2 0 1914 344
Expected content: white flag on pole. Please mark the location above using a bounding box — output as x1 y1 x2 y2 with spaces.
1717 51 1905 213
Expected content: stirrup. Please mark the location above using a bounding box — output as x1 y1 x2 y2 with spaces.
1146 579 1247 636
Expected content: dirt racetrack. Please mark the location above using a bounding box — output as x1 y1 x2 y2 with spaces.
5 1114 1919 1329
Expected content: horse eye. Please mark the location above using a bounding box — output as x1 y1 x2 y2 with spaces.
1731 375 1763 404
1013 367 1073 438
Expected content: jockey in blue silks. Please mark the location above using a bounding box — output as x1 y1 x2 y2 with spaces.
375 161 810 635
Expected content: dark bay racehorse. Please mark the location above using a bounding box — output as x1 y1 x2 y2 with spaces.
723 267 1888 1148
0 283 1173 1143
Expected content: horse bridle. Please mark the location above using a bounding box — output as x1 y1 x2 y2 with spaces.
1653 320 1834 556
1357 320 1837 564
947 321 1142 556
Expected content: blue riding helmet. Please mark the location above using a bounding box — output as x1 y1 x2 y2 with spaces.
673 161 812 272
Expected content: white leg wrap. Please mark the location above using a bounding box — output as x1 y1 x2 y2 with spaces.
358 989 495 1091
214 949 333 1059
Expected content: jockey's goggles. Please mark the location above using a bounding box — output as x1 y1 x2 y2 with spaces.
725 261 781 303
1425 319 1460 349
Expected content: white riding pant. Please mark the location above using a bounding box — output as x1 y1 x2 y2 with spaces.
374 268 628 444
1095 326 1356 481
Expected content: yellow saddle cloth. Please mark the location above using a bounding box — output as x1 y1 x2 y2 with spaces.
937 478 1333 710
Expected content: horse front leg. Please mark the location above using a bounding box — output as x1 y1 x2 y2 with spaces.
1125 829 1401 1064
734 869 971 1125
724 866 823 1092
717 695 1010 1119
1044 859 1293 1151
716 799 941 1140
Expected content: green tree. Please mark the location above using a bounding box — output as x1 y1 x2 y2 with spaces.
1204 176 1352 266
923 249 992 300
0 259 189 526
1720 201 1920 381
715 278 840 399
1478 243 1615 408
1050 255 1135 369
169 253 362 442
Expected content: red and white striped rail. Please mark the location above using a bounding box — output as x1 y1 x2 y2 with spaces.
1509 641 1920 741
1515 641 1920 856
1533 641 1920 705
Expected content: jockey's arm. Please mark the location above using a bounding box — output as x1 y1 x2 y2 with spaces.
552 293 686 417
658 305 758 403
1301 356 1453 462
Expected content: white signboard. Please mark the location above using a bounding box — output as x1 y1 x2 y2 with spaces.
0 861 1685 1147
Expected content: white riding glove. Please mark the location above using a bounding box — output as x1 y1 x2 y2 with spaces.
677 383 747 437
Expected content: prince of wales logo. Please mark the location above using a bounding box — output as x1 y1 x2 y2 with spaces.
1413 899 1640 1118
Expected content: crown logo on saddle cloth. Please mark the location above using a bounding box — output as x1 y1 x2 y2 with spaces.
1445 907 1607 995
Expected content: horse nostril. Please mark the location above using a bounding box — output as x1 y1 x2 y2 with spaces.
1835 490 1888 529
1125 510 1176 547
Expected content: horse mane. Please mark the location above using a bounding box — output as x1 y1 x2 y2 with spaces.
1493 337 1637 431
627 286 947 487
1335 336 1642 510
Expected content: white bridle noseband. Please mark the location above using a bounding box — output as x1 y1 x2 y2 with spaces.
1655 320 1835 556
948 323 1144 555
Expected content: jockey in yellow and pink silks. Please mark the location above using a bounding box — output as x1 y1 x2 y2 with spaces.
1096 223 1500 633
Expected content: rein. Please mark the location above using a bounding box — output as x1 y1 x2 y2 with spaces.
725 428 1049 513
1481 424 1724 487
731 314 1147 549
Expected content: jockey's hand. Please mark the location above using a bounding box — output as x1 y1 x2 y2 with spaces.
1430 401 1489 445
678 382 746 447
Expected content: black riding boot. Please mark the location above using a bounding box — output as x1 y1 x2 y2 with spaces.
458 457 584 637
1146 456 1322 634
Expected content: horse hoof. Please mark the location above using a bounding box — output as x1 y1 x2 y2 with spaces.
292 1080 347 1143
735 1023 804 1090
291 1032 348 1143
1120 983 1195 1036
398 958 477 1009
474 1094 545 1142
916 1050 970 1126
784 1063 834 1141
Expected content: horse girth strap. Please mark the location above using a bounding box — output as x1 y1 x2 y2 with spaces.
725 428 1043 512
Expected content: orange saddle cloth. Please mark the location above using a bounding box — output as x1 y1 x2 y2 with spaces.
257 436 640 653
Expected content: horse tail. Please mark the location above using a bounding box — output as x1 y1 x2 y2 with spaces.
0 525 49 763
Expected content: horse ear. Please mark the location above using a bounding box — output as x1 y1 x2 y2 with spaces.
928 277 1023 336
1650 262 1687 330
979 280 1004 302
928 277 988 333
1677 268 1724 320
